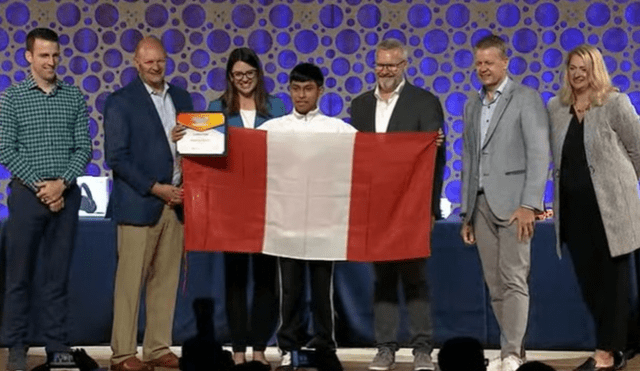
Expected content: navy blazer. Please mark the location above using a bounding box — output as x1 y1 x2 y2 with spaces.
350 82 445 219
104 76 193 226
207 95 286 128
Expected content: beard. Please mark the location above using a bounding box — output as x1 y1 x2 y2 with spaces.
377 76 401 92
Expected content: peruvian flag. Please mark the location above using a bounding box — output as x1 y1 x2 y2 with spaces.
182 126 438 262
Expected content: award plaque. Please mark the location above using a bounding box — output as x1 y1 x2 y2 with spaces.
176 112 227 156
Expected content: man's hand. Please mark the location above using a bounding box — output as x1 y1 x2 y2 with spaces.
171 124 186 142
509 206 536 242
151 183 182 206
35 179 66 205
48 197 65 212
435 128 444 147
460 222 476 245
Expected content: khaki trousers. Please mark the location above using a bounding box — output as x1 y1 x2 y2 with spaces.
111 206 183 363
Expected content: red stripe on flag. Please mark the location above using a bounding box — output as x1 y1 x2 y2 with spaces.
347 132 437 261
183 127 267 253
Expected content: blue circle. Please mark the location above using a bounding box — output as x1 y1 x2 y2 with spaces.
332 57 350 76
162 29 185 54
446 4 470 28
345 76 362 94
496 4 520 27
543 48 563 68
635 49 640 67
453 50 473 68
365 32 379 46
560 28 585 51
621 60 632 72
408 4 432 28
73 28 98 53
602 27 628 52
535 3 559 27
421 57 438 75
69 56 88 74
183 4 205 28
445 181 461 204
57 3 81 27
453 31 467 45
6 3 29 26
423 30 448 54
120 29 143 53
270 5 293 28
207 30 231 53
509 57 527 75
433 76 451 93
604 56 617 74
103 49 123 68
0 74 11 91
320 93 343 117
278 50 297 69
522 75 540 89
542 30 556 44
542 71 554 83
365 72 376 84
264 76 275 93
586 2 611 26
446 92 468 116
145 4 169 28
512 28 537 53
294 30 319 54
95 4 118 27
277 32 290 46
248 30 272 54
357 4 381 28
612 75 630 92
207 67 227 91
0 30 9 52
336 29 360 54
453 72 465 83
320 5 343 28
120 66 138 86
82 75 100 93
383 30 406 45
626 2 640 26
470 29 493 48
232 5 255 28
277 72 288 84
191 49 210 69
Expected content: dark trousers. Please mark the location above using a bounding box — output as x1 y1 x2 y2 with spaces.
277 257 336 351
373 259 433 353
1 180 81 352
225 252 278 352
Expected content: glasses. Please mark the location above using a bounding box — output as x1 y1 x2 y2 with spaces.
231 70 257 80
375 60 406 72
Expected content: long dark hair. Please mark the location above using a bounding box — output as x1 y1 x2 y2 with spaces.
220 47 270 117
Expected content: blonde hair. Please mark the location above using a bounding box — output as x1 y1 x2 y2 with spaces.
559 45 617 106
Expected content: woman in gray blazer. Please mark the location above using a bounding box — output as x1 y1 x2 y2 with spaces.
548 45 640 371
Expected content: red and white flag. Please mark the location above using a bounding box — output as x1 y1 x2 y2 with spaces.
183 126 438 262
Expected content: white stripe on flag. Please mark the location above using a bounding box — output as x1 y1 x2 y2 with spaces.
263 131 356 260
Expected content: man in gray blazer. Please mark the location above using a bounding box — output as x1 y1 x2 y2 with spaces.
460 35 550 371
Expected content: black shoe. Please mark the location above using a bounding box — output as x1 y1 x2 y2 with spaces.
315 349 343 371
574 357 616 371
614 351 627 370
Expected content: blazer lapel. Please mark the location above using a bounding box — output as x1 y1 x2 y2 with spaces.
482 82 514 149
552 104 573 166
387 85 411 132
362 93 377 132
136 78 172 154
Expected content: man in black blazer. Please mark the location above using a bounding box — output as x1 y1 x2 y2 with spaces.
104 36 193 371
350 39 445 371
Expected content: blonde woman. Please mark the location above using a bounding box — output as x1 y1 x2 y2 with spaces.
548 45 640 371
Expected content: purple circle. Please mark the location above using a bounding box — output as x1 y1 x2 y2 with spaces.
120 29 143 53
92 149 101 160
162 29 186 54
275 92 293 113
604 56 617 74
423 30 448 54
320 5 343 28
91 61 101 73
613 75 630 92
408 4 432 28
497 4 520 27
170 76 187 90
265 76 276 93
542 71 554 83
453 31 467 45
634 71 640 82
0 74 10 91
560 28 585 51
0 30 8 52
190 32 203 45
15 48 28 67
165 57 175 76
104 49 123 68
69 56 88 74
336 30 360 54
85 163 100 176
246 31 271 54
325 77 337 89
277 32 291 46
535 3 559 27
320 92 343 117
207 67 226 91
542 30 556 44
602 27 628 52
103 31 117 45
445 181 461 203
509 57 527 75
332 57 350 76
446 4 469 28
365 32 379 46
14 30 27 44
446 92 467 116
543 48 562 68
82 75 100 93
183 4 205 28
6 3 29 26
73 28 98 53
269 5 293 28
634 49 640 67
1 61 11 72
120 66 138 86
277 72 288 84
345 76 363 94
365 72 376 84
626 3 640 26
95 92 110 113
190 72 201 84
433 76 451 93
232 5 255 28
190 92 206 111
512 28 537 53
621 61 632 72
57 3 81 27
278 50 297 69
383 30 406 45
420 57 438 75
207 30 231 53
14 70 26 82
586 3 610 26
95 4 118 27
522 75 539 90
178 62 189 74
357 4 381 28
453 50 473 68
453 72 465 83
103 71 115 83
470 29 492 48
191 49 209 69
294 30 319 54
145 4 168 28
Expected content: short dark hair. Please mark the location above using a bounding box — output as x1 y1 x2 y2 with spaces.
26 28 59 52
290 63 324 87
438 337 486 371
474 34 508 59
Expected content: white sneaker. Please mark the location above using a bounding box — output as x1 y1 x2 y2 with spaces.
487 357 502 371
280 350 292 367
501 356 523 371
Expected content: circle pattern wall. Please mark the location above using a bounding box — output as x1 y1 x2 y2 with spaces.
0 0 639 219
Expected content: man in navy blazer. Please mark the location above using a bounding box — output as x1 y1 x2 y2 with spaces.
104 37 193 371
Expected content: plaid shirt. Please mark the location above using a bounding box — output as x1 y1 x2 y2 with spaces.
0 74 91 191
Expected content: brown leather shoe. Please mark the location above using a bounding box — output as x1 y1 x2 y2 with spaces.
146 353 180 369
111 357 152 371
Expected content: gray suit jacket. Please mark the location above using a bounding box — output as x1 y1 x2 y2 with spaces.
549 93 640 257
461 78 550 223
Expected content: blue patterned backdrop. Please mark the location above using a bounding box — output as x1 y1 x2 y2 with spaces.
0 0 639 219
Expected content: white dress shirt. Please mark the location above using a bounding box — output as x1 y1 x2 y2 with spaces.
240 109 257 129
259 107 356 133
373 78 406 133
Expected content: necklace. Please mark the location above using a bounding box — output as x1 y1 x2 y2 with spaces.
574 101 590 114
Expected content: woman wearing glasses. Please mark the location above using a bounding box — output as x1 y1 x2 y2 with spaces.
548 45 640 371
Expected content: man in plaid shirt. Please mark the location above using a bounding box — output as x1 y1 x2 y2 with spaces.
0 28 91 371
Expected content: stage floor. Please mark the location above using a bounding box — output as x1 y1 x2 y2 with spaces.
0 346 628 371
